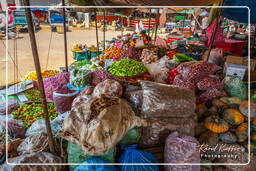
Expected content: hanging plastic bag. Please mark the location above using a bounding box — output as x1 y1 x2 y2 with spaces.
70 68 92 89
17 133 49 156
118 144 159 171
60 97 147 156
74 157 117 171
223 76 248 100
140 80 196 118
203 48 224 66
68 142 116 171
164 132 200 171
0 98 19 115
92 79 123 98
53 89 78 114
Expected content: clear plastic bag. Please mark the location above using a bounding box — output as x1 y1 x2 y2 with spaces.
0 115 26 138
17 133 49 156
177 61 217 82
53 89 78 114
140 80 196 118
2 152 63 170
223 76 248 100
196 75 223 91
164 132 200 171
70 68 92 88
0 98 19 115
197 88 228 104
124 90 143 115
140 117 196 147
25 111 69 137
92 79 123 98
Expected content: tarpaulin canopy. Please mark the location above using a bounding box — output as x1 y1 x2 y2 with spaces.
221 0 256 24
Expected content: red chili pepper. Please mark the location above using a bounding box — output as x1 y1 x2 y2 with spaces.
27 117 33 120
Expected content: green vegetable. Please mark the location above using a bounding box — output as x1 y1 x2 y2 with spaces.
108 59 147 77
12 103 58 128
24 89 41 101
173 54 196 63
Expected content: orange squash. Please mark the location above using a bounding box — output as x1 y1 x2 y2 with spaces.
204 115 229 133
235 122 248 143
222 108 245 126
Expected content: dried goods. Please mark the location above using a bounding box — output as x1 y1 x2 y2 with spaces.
140 48 158 64
164 132 200 171
92 79 123 98
196 75 223 91
173 74 197 92
104 46 124 59
140 80 196 118
197 88 227 104
204 115 229 133
91 69 113 86
22 70 60 81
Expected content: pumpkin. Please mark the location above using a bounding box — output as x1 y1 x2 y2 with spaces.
220 97 241 105
235 122 248 143
208 106 219 114
252 118 256 131
219 131 237 144
199 130 219 146
196 103 207 118
251 131 256 142
204 115 229 133
212 99 229 109
222 108 245 126
239 100 256 117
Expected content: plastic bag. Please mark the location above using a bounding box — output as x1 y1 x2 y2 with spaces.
223 76 248 100
92 79 123 98
196 75 223 91
53 89 78 114
91 69 113 86
72 94 92 109
140 80 196 118
25 111 69 137
60 97 147 156
144 60 169 83
118 144 159 171
124 90 143 115
204 48 224 66
68 142 116 171
197 88 228 104
17 133 49 156
0 115 26 138
164 132 200 171
140 117 196 146
173 54 196 63
118 127 141 145
74 157 117 171
177 61 217 81
70 68 92 89
173 74 197 92
165 68 179 84
2 152 63 170
43 72 70 102
0 98 19 115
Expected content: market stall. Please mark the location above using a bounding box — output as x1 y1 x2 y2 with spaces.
1 5 256 171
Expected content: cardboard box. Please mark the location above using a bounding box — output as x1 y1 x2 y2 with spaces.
225 55 244 65
224 55 248 79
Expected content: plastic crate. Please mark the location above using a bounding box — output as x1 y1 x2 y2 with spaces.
215 39 246 56
90 51 102 58
73 51 90 61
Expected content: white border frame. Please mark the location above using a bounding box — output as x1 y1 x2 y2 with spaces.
5 5 251 166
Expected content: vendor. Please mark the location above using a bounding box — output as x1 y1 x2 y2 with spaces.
140 30 151 43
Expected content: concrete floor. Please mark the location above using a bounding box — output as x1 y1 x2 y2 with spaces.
0 28 131 86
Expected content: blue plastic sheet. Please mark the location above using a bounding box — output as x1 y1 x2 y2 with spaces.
118 144 159 171
74 157 117 171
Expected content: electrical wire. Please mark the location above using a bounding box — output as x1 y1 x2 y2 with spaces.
45 29 53 69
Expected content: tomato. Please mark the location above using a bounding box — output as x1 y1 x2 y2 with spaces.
27 117 33 120
18 115 24 118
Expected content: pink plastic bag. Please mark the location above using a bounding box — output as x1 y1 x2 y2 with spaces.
173 74 197 92
197 88 228 104
196 75 223 91
0 115 26 138
164 132 200 171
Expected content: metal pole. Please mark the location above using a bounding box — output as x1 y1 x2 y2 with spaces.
94 9 99 54
154 9 160 42
252 28 256 57
103 10 106 51
24 0 56 154
148 9 151 35
62 0 68 72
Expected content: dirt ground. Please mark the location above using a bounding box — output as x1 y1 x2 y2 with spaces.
0 28 132 86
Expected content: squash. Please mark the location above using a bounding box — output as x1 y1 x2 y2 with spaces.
252 118 256 131
251 131 256 142
208 106 219 114
219 131 237 144
239 100 256 118
199 130 219 146
196 103 207 118
220 97 241 105
204 115 229 133
235 122 248 143
212 99 229 109
222 108 245 126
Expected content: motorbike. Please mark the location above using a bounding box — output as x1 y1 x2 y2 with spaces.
0 26 17 39
115 23 122 31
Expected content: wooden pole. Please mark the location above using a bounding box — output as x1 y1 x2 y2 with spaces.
62 0 68 72
103 9 106 51
154 9 160 42
24 0 56 154
94 9 99 54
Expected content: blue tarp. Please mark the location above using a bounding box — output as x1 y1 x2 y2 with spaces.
222 0 256 23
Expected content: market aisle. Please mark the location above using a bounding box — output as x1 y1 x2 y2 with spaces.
0 29 132 86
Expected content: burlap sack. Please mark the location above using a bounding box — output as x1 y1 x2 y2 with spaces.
60 97 147 156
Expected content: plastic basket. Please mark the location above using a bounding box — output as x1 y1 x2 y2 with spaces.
73 51 90 61
90 51 103 58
